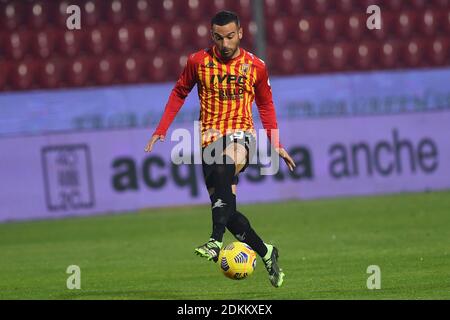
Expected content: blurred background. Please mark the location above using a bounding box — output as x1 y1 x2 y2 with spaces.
0 0 449 222
0 0 449 89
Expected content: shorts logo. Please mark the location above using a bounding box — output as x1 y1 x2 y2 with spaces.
212 198 226 209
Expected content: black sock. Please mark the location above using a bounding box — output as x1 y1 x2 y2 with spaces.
210 204 232 242
227 210 268 258
209 161 236 242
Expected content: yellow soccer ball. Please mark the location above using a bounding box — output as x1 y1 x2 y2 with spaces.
218 242 257 280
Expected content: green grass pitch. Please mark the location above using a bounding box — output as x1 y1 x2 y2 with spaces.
0 191 449 300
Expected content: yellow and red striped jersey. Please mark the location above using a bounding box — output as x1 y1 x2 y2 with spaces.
153 46 281 148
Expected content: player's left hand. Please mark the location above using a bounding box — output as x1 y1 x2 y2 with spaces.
275 147 296 172
144 134 165 153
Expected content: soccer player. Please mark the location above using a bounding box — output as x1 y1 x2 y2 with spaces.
145 11 296 287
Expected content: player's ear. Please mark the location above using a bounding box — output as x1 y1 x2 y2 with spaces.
211 25 218 42
238 27 243 40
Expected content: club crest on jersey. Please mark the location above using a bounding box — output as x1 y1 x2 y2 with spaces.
206 61 216 68
240 63 250 76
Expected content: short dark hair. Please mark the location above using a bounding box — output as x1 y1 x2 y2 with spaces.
211 10 240 28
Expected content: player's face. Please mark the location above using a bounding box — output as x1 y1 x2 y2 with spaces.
211 22 243 60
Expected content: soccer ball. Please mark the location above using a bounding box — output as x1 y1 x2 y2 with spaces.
218 242 257 280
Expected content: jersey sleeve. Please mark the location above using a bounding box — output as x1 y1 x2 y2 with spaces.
254 63 282 149
152 54 198 136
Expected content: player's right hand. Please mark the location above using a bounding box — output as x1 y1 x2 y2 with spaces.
144 134 165 153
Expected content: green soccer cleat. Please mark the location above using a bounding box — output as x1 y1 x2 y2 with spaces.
194 239 222 262
263 245 285 288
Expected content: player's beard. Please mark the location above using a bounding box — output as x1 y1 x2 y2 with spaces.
220 45 239 60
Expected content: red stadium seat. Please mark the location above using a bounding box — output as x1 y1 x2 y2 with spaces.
0 60 11 90
404 38 426 68
293 16 318 44
267 45 301 75
359 0 384 10
139 23 164 53
280 0 307 16
66 57 93 87
302 44 326 73
336 0 356 13
166 23 192 51
38 58 64 89
59 29 85 57
118 54 144 83
5 29 31 60
276 45 301 75
433 0 450 8
266 18 293 46
379 40 402 69
395 11 417 38
193 21 212 49
1 1 24 30
264 0 281 19
418 9 441 37
444 9 450 34
27 1 51 29
55 1 70 27
106 0 128 25
82 0 104 27
385 0 403 10
86 25 112 55
240 20 258 51
11 60 37 90
32 28 57 59
310 0 331 15
346 13 366 41
371 11 394 40
112 24 137 54
355 41 379 70
265 47 278 74
327 42 354 71
229 0 253 21
209 0 230 14
146 51 172 83
93 56 118 86
319 15 345 43
132 0 157 24
172 51 193 77
427 37 450 66
160 0 179 22
410 0 427 9
0 31 5 57
176 0 207 22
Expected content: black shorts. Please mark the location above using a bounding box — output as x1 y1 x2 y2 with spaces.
201 131 256 189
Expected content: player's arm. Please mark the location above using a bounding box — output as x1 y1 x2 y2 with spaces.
254 63 296 171
144 55 197 152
